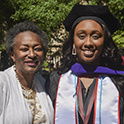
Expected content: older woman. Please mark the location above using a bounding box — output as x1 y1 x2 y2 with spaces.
46 4 124 124
0 21 53 124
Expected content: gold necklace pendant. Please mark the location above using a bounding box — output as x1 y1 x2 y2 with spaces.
14 65 35 99
22 87 36 99
14 65 36 123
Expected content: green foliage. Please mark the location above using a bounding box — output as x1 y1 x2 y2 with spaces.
107 0 124 27
88 0 124 49
0 44 5 51
113 31 124 47
43 61 48 68
0 0 15 52
9 0 79 39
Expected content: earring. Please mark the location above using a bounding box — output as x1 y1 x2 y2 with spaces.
72 46 76 55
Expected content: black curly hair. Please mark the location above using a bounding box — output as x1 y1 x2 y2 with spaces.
5 21 49 56
58 24 123 74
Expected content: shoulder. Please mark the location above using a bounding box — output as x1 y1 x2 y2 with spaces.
0 66 14 97
45 71 61 102
0 71 7 90
50 71 60 83
109 74 124 87
109 75 124 102
46 70 73 88
46 71 61 89
0 66 13 84
47 71 60 86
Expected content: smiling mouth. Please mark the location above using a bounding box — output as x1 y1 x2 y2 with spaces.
25 61 38 67
83 50 94 57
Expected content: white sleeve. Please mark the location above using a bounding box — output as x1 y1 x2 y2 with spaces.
0 72 10 123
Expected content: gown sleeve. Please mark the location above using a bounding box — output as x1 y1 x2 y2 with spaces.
45 71 60 107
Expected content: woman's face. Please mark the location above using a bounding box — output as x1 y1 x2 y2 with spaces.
74 20 104 66
11 31 44 75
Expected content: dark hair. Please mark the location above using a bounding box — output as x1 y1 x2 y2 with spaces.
57 24 123 74
5 21 49 56
100 24 123 69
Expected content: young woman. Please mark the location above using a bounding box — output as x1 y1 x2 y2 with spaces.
0 21 53 124
46 4 124 124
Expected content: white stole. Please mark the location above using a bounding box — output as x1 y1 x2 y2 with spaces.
54 70 120 124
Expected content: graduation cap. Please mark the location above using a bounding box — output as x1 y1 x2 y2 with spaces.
63 4 121 34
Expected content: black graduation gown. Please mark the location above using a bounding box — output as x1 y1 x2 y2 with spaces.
45 71 124 124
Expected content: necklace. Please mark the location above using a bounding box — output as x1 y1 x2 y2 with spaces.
14 65 36 123
14 65 35 99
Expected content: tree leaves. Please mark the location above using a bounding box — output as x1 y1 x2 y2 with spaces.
88 0 124 49
9 0 78 39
